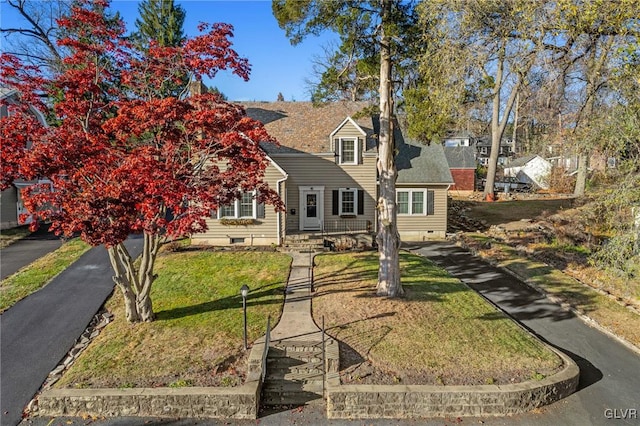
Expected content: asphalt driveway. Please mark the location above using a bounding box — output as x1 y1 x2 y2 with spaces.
1 236 143 426
1 226 63 280
410 241 640 426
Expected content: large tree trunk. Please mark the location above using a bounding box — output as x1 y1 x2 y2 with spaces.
376 0 402 297
107 232 161 323
483 43 521 200
573 153 588 196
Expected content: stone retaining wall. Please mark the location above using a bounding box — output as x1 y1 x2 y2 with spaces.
36 339 268 420
326 348 579 419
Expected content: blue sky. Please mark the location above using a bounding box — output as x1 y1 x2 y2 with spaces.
2 0 337 101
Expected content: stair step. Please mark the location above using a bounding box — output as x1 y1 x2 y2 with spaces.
268 351 322 361
262 380 324 394
267 358 322 369
261 391 323 406
270 339 324 348
267 362 322 375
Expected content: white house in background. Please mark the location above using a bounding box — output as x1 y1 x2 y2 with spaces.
504 154 552 190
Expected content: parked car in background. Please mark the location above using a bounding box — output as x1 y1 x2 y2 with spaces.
478 177 533 193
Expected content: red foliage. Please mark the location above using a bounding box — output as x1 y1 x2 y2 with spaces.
0 0 281 247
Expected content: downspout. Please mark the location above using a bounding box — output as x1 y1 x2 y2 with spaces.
276 174 288 246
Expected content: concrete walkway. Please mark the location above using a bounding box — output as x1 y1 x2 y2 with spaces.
270 251 321 342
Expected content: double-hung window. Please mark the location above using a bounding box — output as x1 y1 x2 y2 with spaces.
338 137 357 164
397 189 428 215
339 188 357 215
219 191 256 219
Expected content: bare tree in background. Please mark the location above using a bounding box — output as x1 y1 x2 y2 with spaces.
1 0 71 74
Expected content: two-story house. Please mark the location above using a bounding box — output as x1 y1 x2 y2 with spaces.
191 101 453 246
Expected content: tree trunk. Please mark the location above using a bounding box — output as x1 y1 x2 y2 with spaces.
573 153 588 197
108 245 140 323
483 42 522 200
107 232 161 323
376 0 402 297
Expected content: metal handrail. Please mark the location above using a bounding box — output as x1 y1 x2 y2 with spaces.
322 315 326 397
261 315 271 382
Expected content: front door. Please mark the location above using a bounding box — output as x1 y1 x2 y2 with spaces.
299 187 324 231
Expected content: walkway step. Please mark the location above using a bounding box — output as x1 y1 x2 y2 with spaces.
262 380 324 394
266 358 323 370
261 391 322 406
268 350 322 361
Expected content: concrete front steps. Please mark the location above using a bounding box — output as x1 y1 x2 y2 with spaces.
282 235 325 252
261 339 324 406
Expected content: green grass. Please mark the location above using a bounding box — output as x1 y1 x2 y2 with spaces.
312 251 561 385
55 250 291 389
0 238 91 312
0 226 31 248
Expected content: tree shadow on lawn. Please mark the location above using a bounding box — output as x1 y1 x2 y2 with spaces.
313 254 469 302
324 313 395 368
155 281 286 321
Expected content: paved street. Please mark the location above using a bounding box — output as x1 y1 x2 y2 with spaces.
1 237 143 426
1 226 63 280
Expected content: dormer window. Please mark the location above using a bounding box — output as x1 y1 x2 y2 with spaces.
338 137 358 165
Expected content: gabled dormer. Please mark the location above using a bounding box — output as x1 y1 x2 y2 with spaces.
330 116 367 165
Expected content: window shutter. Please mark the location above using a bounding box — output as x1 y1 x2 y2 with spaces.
332 190 339 215
427 190 435 215
357 138 363 164
357 189 364 215
257 203 265 219
334 138 340 163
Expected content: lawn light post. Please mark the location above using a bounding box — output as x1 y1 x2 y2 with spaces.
240 284 249 350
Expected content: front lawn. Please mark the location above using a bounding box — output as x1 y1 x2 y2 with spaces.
312 251 562 386
55 250 291 389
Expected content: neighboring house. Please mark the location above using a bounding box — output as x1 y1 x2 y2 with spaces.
191 101 453 246
475 137 516 166
0 88 51 230
444 146 476 193
504 154 552 190
444 131 475 148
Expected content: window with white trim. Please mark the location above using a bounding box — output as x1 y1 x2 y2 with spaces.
339 188 357 215
339 137 357 164
218 191 257 219
397 189 426 215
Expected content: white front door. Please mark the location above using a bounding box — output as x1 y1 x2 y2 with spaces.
299 186 324 231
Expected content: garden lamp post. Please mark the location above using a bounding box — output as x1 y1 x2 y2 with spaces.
240 284 249 350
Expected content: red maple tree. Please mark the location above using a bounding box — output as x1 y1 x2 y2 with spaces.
0 0 282 322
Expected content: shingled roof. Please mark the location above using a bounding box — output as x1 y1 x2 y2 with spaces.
393 123 454 185
241 101 375 154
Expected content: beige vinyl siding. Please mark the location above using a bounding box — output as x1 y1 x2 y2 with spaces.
191 162 284 246
272 153 377 233
396 185 449 240
331 119 367 163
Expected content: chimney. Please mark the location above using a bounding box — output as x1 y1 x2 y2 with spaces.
189 80 208 96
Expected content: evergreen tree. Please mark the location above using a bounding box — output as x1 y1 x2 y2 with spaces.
131 0 187 98
133 0 186 48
